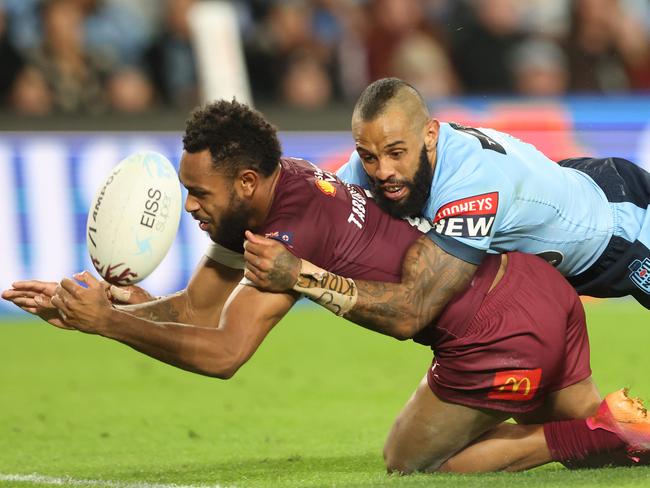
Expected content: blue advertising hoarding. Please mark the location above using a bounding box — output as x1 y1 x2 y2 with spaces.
1 98 650 313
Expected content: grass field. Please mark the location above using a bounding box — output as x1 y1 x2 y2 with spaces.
1 301 650 488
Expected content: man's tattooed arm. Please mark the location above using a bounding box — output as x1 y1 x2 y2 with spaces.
346 237 476 338
243 234 477 339
114 257 243 328
115 292 186 323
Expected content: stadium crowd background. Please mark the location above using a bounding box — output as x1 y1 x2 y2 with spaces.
1 0 649 117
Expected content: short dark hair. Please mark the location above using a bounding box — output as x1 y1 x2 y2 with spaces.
354 78 422 121
183 99 282 177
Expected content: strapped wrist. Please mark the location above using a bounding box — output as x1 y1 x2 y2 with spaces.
292 259 357 316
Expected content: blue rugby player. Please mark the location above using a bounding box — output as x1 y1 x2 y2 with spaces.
332 77 650 309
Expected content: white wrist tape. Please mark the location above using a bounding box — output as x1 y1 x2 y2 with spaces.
293 259 357 316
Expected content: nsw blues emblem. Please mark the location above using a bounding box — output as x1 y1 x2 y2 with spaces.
629 258 650 294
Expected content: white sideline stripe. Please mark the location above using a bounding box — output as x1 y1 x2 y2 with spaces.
0 473 230 488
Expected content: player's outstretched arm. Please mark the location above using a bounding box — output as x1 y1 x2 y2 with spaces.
3 254 242 330
244 232 476 339
50 272 297 378
116 256 243 327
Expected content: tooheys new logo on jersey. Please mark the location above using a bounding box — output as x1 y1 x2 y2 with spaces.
433 192 498 238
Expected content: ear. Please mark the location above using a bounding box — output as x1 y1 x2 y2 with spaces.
424 119 440 152
238 169 259 199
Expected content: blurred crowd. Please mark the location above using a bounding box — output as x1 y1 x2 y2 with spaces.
1 0 649 115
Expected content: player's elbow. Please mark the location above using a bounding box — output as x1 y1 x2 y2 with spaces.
206 365 238 380
201 360 239 380
391 323 415 341
393 316 428 340
201 349 247 380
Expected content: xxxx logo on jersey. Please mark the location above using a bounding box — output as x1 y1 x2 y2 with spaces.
433 192 498 238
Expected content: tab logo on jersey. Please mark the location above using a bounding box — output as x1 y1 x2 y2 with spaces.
433 192 498 238
487 368 542 402
629 258 650 294
265 231 294 247
315 179 337 197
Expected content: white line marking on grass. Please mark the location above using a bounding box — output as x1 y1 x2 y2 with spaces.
0 473 231 488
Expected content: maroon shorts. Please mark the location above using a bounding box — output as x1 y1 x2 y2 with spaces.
426 252 591 414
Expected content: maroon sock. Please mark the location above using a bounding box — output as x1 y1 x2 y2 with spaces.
543 419 625 463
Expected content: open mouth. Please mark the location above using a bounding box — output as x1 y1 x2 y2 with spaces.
193 216 211 231
382 184 408 201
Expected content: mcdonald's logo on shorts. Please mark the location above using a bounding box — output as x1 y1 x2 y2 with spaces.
487 368 542 401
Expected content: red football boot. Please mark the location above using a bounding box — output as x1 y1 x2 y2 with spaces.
586 388 650 462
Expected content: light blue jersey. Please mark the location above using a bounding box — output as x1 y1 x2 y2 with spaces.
337 122 623 277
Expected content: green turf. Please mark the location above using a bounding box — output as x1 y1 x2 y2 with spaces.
1 300 649 487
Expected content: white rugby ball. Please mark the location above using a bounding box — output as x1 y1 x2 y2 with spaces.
86 151 182 285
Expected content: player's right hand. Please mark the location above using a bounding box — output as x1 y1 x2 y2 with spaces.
1 280 74 330
243 230 301 292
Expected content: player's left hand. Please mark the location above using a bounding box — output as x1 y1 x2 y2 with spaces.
243 230 301 292
51 271 113 334
108 283 156 304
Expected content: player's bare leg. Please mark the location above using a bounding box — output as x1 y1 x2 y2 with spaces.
438 377 602 472
383 375 508 473
513 376 602 423
385 375 650 473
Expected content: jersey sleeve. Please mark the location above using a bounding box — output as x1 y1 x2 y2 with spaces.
425 155 514 265
258 209 325 266
237 209 325 288
335 150 371 189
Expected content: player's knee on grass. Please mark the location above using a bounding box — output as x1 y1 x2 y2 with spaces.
383 419 450 473
383 376 507 474
383 429 450 473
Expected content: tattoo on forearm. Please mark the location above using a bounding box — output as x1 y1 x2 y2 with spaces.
267 250 301 290
117 292 184 323
345 237 476 335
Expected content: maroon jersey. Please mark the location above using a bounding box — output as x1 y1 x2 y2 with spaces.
258 158 422 282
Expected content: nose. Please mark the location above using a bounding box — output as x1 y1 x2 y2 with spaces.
374 157 396 183
184 194 200 213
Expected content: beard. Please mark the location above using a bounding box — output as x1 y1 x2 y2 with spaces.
209 192 254 253
369 146 433 219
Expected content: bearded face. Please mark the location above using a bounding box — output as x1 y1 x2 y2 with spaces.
208 189 255 252
368 146 433 218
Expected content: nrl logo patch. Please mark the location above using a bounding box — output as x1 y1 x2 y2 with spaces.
629 258 650 294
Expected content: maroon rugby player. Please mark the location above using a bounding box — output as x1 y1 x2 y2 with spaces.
4 100 650 473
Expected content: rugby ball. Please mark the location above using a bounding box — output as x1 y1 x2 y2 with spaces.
86 151 182 285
